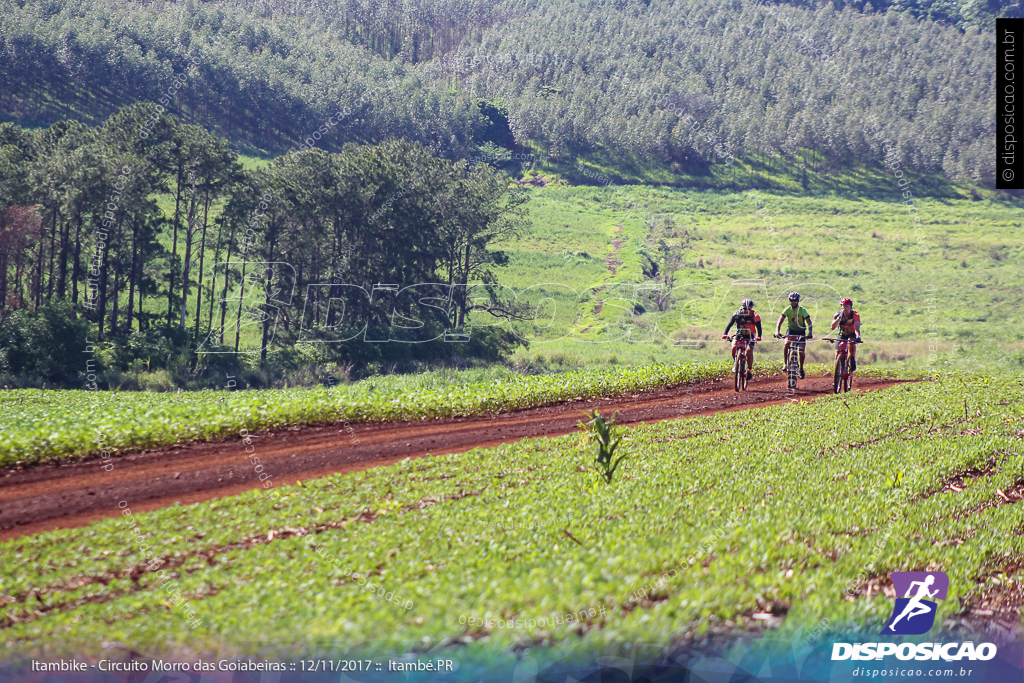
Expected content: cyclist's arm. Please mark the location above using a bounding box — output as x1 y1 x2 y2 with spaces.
805 316 813 337
775 314 786 336
755 319 763 337
723 314 736 336
830 312 840 331
854 314 862 336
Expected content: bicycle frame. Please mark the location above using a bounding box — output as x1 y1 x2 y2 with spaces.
781 334 806 347
727 335 753 351
823 337 859 359
823 337 860 393
776 333 805 390
725 335 754 391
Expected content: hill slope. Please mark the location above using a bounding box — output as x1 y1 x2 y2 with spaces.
0 0 998 182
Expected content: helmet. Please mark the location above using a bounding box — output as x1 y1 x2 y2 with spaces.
741 298 754 310
840 297 853 306
788 292 801 301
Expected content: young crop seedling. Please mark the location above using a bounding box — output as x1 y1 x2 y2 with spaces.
580 410 627 483
887 469 904 489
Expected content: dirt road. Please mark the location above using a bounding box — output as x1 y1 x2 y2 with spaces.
0 375 907 540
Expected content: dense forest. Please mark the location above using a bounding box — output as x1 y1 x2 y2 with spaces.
0 0 1000 183
0 109 529 385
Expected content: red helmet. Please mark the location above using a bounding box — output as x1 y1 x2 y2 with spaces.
840 297 853 306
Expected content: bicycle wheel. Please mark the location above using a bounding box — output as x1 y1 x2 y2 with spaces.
843 360 853 393
833 355 843 394
787 348 798 390
736 355 746 392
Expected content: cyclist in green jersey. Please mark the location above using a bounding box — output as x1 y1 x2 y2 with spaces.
775 291 813 378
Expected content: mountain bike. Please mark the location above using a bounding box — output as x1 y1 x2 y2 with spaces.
823 337 861 393
775 334 806 390
725 335 754 392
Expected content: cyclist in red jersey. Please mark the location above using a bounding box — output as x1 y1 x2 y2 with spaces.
830 297 862 371
722 299 762 381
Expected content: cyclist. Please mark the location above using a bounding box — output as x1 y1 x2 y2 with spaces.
830 297 862 371
775 291 812 378
722 299 762 381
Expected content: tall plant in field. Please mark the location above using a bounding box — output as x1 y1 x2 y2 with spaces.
580 410 627 483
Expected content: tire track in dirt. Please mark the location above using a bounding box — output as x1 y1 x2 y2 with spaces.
580 224 627 335
0 375 909 541
603 223 627 276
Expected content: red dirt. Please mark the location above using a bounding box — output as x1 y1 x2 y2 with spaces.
604 224 627 275
0 375 909 541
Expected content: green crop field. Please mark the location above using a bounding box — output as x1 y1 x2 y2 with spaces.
2 375 1021 662
2 360 900 468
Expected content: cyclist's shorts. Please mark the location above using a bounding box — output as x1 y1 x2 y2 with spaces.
732 339 755 350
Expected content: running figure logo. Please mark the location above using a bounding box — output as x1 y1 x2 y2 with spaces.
881 571 949 635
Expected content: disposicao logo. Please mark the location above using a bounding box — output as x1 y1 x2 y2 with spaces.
882 571 948 635
831 571 998 662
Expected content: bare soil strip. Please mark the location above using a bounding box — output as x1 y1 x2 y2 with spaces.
0 375 907 541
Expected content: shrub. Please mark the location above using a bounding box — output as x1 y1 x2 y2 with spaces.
0 304 91 383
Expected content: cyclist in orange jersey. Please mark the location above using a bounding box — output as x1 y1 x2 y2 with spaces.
830 297 862 371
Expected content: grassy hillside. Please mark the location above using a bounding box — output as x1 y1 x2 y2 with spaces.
495 182 1024 375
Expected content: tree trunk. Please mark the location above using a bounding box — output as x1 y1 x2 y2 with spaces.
234 257 248 353
110 261 120 336
58 213 70 299
193 195 210 341
126 222 138 334
179 188 199 329
0 252 8 318
138 241 146 332
220 220 235 344
97 231 110 341
46 208 57 301
457 240 471 327
179 222 193 329
207 214 224 337
260 234 277 366
34 214 45 308
71 214 82 305
15 252 24 309
168 161 184 326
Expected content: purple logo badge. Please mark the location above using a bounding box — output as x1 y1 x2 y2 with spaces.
881 571 949 635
